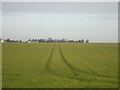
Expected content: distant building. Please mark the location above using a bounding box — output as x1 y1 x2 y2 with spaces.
68 40 74 42
0 39 5 43
28 40 38 43
47 38 54 42
38 39 46 42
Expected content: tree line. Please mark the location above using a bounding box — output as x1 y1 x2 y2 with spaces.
1 38 89 43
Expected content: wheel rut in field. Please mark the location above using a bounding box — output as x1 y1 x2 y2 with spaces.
64 50 116 79
43 44 55 74
58 44 78 76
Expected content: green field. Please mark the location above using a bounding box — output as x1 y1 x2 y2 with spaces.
2 43 118 88
0 43 2 89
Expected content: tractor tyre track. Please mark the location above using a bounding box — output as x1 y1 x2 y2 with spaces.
58 44 78 76
43 44 55 74
63 49 116 79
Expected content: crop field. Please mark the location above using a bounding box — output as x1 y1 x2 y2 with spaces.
0 44 2 89
2 43 118 88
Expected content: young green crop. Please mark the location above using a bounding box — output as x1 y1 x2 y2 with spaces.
2 43 118 88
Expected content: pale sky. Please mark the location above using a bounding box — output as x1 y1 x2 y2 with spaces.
0 3 2 38
1 2 118 42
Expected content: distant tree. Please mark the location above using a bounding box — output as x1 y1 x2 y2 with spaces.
32 39 35 41
6 39 10 42
85 39 89 43
35 39 38 41
61 39 66 42
48 38 53 42
28 39 31 41
79 40 81 43
81 39 84 43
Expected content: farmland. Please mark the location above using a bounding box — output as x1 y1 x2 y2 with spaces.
0 44 2 89
2 43 118 88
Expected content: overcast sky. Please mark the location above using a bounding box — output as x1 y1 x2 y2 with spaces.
0 3 2 38
1 2 118 42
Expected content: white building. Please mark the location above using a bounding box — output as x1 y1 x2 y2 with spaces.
28 40 38 43
0 39 5 43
